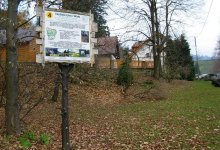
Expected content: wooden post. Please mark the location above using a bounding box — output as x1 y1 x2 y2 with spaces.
58 63 74 150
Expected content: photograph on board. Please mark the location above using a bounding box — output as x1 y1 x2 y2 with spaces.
79 49 90 57
46 48 90 58
81 31 89 43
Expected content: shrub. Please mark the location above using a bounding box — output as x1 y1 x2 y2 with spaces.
18 131 51 148
40 133 51 145
18 131 36 149
117 59 133 88
18 137 32 149
23 131 36 141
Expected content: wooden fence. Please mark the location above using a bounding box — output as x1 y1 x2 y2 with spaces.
116 60 154 69
0 40 40 62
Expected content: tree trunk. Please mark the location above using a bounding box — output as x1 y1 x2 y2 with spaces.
149 0 157 79
5 0 21 135
59 63 74 150
154 1 161 79
154 55 160 79
163 0 169 72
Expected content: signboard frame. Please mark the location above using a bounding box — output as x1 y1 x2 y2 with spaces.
43 8 92 64
35 7 98 150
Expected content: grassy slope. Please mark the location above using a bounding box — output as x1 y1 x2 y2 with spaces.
1 77 220 149
72 81 220 149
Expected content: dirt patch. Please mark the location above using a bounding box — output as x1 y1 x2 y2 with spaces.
69 72 173 106
120 77 192 104
1 64 191 107
0 108 5 133
69 83 123 106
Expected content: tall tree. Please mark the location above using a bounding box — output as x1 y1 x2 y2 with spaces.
213 37 220 73
62 0 109 37
165 34 195 80
109 0 202 79
5 0 21 135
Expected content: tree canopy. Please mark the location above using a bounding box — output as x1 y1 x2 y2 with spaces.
107 0 202 78
63 0 110 37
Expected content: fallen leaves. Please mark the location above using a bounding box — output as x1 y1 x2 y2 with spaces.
0 65 220 149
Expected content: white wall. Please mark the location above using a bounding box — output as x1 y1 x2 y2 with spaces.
132 45 153 61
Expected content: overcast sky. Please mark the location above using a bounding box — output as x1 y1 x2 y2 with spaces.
107 0 220 57
186 0 220 57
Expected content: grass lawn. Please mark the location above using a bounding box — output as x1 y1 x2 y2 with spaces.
70 80 220 149
1 79 220 149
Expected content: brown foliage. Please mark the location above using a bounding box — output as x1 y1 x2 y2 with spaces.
0 10 32 29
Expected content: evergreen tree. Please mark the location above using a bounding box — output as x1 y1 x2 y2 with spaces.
177 35 195 80
63 0 110 37
117 51 133 95
165 34 195 80
165 37 180 79
213 37 220 73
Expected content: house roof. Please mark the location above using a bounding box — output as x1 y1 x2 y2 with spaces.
129 41 146 58
131 41 146 53
0 27 36 44
96 36 118 55
130 39 153 54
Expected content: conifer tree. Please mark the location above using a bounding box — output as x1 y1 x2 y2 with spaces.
165 34 195 80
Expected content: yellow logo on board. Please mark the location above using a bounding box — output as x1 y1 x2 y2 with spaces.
46 12 53 19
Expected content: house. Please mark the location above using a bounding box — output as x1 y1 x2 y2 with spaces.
129 41 154 69
95 36 120 68
128 40 166 69
0 28 40 62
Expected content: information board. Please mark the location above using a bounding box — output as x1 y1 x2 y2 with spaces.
44 10 91 63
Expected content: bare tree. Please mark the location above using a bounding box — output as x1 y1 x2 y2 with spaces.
108 0 202 79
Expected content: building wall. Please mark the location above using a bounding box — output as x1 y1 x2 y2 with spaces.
132 45 153 61
0 39 40 62
95 54 118 69
130 60 154 69
95 55 111 68
116 59 154 69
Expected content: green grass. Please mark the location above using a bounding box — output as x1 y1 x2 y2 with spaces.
71 81 220 149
